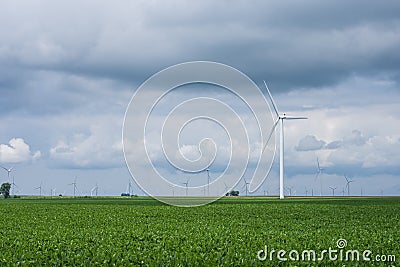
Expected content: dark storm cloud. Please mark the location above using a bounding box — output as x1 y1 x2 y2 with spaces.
1 0 399 95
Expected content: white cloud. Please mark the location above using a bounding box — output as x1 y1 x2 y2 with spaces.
328 134 400 168
0 138 41 163
296 135 326 151
49 125 123 169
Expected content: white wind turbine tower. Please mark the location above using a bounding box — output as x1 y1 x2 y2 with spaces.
242 177 250 197
263 81 308 199
206 168 211 196
315 158 324 196
126 181 132 196
10 176 18 196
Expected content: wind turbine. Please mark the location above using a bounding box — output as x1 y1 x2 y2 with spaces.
263 81 308 199
1 166 13 180
344 175 354 196
91 183 99 197
11 176 18 196
305 187 309 197
315 158 324 196
329 186 337 197
206 168 211 196
242 178 250 197
182 179 189 196
285 186 293 197
126 181 132 196
35 182 43 197
69 177 79 197
50 188 56 197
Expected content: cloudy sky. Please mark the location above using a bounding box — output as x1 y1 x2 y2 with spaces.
0 0 399 197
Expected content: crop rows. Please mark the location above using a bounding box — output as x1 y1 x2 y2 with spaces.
0 197 399 266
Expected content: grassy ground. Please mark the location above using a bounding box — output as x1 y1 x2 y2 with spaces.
0 197 399 266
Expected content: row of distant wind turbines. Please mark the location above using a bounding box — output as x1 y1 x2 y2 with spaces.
34 177 102 197
181 160 356 197
0 168 102 197
28 176 101 197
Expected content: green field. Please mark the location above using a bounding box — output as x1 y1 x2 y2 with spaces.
0 197 399 266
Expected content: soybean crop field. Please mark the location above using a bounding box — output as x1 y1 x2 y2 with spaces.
0 197 399 266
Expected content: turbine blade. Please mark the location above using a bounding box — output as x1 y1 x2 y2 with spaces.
263 81 279 117
284 116 308 120
262 118 280 153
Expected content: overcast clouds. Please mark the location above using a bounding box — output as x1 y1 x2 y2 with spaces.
0 0 399 196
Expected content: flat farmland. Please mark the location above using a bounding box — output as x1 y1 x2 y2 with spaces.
0 197 399 266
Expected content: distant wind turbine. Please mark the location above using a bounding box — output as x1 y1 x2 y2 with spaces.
91 183 99 197
35 182 43 197
69 177 79 197
50 188 56 197
183 179 189 196
315 158 324 196
11 176 18 196
329 186 337 197
242 178 250 197
285 186 293 197
262 81 308 199
1 166 13 180
344 175 354 196
206 168 211 196
126 181 132 196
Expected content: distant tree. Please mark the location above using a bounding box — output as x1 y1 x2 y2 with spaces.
0 183 11 198
226 190 239 196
